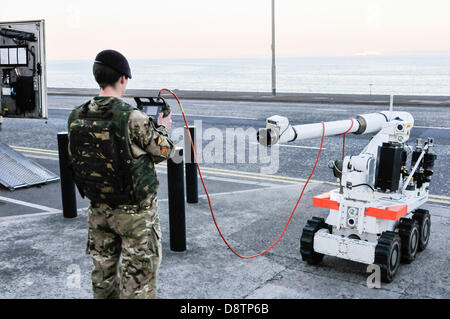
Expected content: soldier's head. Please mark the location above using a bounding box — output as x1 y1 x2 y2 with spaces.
93 50 132 97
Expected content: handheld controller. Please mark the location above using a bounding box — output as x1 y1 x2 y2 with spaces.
134 96 171 119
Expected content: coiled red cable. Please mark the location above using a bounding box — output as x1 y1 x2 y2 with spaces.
160 88 326 259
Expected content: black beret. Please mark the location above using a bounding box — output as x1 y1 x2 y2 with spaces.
94 49 132 79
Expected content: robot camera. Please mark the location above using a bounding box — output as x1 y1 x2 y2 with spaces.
258 115 293 146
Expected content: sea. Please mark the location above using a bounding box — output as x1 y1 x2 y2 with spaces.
47 55 450 96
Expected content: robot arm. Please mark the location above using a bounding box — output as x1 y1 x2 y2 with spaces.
258 111 414 146
258 110 423 202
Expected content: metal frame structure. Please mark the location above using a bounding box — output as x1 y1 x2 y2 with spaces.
0 19 47 120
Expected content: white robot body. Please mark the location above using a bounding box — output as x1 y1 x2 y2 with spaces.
259 110 436 282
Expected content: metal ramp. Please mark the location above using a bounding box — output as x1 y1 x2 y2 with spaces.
0 143 60 190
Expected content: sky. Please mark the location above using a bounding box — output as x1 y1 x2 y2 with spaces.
0 0 449 60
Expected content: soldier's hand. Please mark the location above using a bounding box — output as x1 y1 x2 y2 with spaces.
157 112 173 130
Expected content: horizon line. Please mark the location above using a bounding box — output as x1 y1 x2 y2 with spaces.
47 51 450 62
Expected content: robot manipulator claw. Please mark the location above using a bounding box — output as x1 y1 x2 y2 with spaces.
257 116 296 146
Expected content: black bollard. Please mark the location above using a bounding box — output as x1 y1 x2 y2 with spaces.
167 147 187 252
185 126 198 204
57 132 77 219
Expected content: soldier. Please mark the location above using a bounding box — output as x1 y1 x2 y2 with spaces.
67 49 175 299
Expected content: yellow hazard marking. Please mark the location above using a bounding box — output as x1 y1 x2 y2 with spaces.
9 144 450 206
11 146 59 154
157 137 163 145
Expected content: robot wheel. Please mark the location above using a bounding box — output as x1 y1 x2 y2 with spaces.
375 231 402 283
300 217 332 265
398 218 420 264
412 209 431 252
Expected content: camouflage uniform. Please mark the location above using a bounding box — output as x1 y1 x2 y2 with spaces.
68 97 174 299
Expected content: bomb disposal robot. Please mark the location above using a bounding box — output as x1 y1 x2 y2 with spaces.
258 110 436 282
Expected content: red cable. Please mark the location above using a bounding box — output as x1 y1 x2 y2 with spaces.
160 89 326 259
339 119 354 160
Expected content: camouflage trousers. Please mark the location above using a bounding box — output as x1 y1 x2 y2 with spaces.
86 195 162 299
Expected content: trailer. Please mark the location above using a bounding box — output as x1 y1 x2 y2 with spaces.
0 20 58 190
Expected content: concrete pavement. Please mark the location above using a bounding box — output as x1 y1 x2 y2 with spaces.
0 183 448 299
0 95 449 299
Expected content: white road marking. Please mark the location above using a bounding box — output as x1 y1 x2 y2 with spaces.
23 154 59 161
279 143 326 150
195 175 280 188
172 113 258 120
314 108 349 113
155 169 282 187
48 107 76 110
415 125 450 130
0 196 61 213
1 184 447 222
250 142 325 150
430 194 450 200
8 146 450 202
0 207 88 221
48 107 258 120
0 211 62 221
11 146 59 153
408 100 450 105
0 186 291 220
157 184 297 202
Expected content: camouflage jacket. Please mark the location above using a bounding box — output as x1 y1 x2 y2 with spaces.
68 96 175 207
